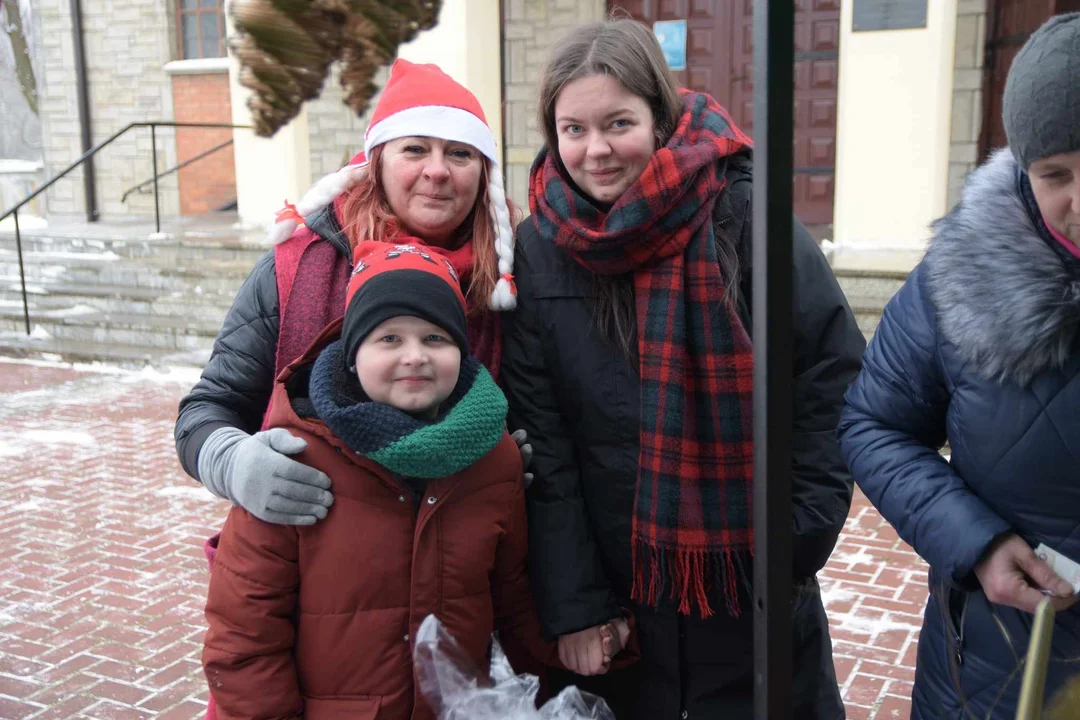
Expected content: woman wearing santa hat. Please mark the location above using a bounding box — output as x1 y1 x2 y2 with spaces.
173 59 522 528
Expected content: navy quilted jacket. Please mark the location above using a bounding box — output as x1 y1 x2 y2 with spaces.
839 150 1080 719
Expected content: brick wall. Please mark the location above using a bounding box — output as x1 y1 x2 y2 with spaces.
948 0 987 209
171 72 236 215
502 0 607 210
35 0 178 219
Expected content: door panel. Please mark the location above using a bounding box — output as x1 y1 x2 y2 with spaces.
611 0 840 225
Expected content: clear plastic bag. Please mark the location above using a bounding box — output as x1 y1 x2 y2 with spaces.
414 614 616 720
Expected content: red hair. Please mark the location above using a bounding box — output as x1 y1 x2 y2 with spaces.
338 145 516 314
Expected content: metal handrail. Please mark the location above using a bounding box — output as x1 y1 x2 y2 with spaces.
0 121 251 335
120 138 235 203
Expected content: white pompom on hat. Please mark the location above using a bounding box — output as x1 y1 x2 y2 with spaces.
268 58 516 311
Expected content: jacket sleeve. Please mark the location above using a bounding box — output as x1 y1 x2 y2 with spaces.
202 507 302 720
491 475 642 674
491 475 560 675
734 189 866 579
788 219 866 578
175 249 279 482
838 263 1011 586
500 237 622 640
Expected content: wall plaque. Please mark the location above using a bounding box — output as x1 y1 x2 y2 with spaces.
853 0 928 32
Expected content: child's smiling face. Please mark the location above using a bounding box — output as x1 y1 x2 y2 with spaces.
355 315 461 419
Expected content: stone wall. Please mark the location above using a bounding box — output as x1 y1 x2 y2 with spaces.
36 0 179 219
502 0 607 211
306 66 387 181
948 0 987 209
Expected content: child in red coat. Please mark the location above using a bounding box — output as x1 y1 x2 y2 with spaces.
202 242 631 720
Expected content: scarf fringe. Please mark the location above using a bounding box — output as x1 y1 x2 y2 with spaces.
631 540 753 619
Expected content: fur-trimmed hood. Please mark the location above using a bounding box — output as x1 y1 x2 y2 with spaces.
925 148 1080 386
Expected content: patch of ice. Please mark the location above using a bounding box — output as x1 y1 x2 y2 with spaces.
11 250 120 262
5 283 46 295
11 500 42 512
130 365 203 385
0 441 26 457
828 547 881 568
29 325 51 340
43 304 98 319
833 612 922 636
22 430 95 445
38 264 67 279
0 213 47 232
819 581 857 611
156 485 216 502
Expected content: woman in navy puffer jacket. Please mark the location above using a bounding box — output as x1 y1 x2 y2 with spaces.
838 14 1080 720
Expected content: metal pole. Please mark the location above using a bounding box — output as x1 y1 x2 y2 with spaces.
13 209 31 335
751 1 795 718
151 124 161 234
69 0 97 222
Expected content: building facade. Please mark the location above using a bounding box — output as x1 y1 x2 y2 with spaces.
5 0 1077 271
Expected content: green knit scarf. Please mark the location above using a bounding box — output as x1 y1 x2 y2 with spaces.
309 339 507 478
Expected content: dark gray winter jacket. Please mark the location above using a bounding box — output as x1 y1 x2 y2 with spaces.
174 208 351 479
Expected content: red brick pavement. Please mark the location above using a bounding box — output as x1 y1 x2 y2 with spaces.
0 359 928 719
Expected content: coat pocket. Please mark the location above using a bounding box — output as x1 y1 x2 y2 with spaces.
303 695 382 719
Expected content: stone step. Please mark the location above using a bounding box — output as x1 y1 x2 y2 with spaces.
0 306 223 352
0 330 211 368
832 267 909 341
0 230 271 264
0 250 255 294
834 268 908 306
0 277 236 321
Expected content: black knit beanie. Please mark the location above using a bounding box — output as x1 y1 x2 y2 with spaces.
341 242 469 370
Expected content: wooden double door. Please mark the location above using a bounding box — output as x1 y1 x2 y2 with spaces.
612 0 841 226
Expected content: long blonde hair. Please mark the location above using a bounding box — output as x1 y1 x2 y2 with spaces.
338 144 507 314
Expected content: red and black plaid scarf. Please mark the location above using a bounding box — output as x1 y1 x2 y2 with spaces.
529 91 754 618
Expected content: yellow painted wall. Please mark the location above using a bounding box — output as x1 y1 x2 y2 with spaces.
832 0 957 256
225 6 313 228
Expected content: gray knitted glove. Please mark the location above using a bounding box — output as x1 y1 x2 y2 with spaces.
198 427 334 525
511 429 534 488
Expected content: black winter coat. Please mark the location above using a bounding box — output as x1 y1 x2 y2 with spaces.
501 156 865 720
174 208 351 480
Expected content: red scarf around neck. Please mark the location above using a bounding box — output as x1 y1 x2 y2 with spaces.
529 91 754 618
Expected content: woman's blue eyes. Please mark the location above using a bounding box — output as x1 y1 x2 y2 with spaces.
563 120 631 135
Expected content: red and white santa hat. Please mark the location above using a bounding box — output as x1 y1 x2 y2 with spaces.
268 59 516 311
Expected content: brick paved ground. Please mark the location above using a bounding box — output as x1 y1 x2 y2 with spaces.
0 359 928 719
